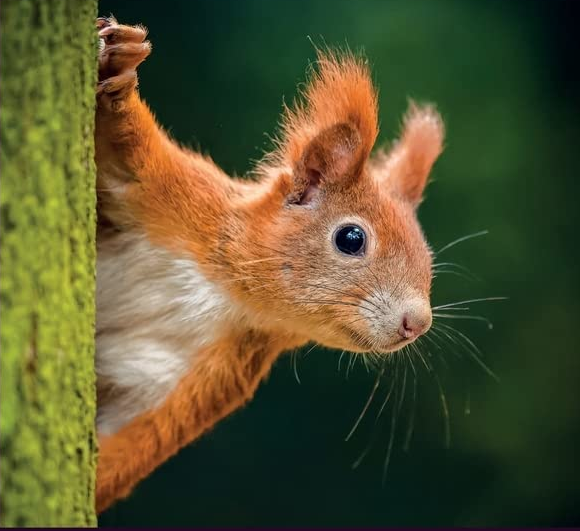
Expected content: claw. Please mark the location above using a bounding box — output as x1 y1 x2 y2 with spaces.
96 15 117 29
97 18 148 46
99 26 115 36
96 17 150 106
99 26 116 45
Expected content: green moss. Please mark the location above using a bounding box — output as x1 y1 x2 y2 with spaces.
0 0 98 526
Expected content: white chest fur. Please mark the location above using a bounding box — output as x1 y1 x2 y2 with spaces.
96 233 237 435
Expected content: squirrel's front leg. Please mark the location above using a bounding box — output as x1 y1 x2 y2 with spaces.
95 17 160 228
95 17 232 235
95 17 192 230
96 331 298 513
96 17 154 177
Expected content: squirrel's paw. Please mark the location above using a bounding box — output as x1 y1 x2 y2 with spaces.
97 16 151 111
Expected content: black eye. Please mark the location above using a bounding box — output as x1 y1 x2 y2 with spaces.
334 225 366 256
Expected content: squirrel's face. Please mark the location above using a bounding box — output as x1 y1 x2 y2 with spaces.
230 53 444 355
293 187 432 354
244 169 434 354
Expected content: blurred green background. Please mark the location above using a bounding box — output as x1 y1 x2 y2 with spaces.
98 0 580 527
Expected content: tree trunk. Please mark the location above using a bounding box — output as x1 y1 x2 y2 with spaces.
0 0 98 526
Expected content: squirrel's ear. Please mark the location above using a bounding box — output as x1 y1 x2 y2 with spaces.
263 50 378 205
375 102 444 206
288 123 363 205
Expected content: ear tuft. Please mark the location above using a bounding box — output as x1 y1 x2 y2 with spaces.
260 48 379 181
374 101 444 205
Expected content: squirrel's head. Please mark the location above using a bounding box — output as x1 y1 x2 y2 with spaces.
231 50 444 354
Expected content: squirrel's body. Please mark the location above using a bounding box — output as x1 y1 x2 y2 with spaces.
95 17 444 512
95 89 306 510
96 232 243 435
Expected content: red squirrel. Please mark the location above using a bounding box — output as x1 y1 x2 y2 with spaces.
95 16 444 513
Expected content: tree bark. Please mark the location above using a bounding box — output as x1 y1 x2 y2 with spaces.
0 0 98 526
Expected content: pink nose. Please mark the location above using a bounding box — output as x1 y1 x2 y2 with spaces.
398 310 432 340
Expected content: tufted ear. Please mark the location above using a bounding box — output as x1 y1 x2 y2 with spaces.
260 49 379 205
289 122 364 205
374 102 444 206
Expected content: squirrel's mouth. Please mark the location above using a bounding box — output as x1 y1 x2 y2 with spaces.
338 325 412 354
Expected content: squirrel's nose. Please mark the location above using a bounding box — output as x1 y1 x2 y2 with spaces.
398 302 432 340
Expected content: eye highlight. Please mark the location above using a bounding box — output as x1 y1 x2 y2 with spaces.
333 225 366 256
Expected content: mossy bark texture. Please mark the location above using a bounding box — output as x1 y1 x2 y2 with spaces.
0 0 98 526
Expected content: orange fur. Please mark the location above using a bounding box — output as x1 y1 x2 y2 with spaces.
266 49 378 172
95 18 444 512
371 101 444 205
96 331 302 513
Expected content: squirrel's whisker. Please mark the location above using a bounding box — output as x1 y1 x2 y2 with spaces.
433 313 494 329
345 366 385 442
435 229 489 255
433 297 507 310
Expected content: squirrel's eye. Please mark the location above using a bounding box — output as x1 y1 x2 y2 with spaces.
334 225 366 256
